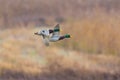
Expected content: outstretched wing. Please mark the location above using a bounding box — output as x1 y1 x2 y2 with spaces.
42 35 49 46
43 38 49 46
52 24 60 37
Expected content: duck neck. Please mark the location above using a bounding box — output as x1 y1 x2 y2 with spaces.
59 34 70 40
59 36 65 40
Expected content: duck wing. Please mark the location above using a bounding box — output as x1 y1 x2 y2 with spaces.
44 38 49 46
42 35 49 46
52 24 60 37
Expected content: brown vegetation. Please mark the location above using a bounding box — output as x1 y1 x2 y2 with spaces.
0 0 120 27
0 0 120 80
0 28 120 80
59 14 120 55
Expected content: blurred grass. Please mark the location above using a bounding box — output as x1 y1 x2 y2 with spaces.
0 16 120 79
0 28 45 75
58 14 120 55
0 0 120 79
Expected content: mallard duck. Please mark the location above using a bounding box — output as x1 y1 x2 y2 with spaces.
34 24 70 46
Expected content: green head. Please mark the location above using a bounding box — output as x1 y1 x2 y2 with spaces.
64 34 71 38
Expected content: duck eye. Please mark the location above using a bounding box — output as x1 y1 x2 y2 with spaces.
42 31 45 32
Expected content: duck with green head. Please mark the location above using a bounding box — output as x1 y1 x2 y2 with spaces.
34 24 70 46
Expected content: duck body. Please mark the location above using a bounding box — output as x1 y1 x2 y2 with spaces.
49 34 70 42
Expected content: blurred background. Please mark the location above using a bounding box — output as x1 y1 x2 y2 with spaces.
0 0 120 80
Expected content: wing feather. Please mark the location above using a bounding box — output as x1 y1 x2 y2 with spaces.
42 35 49 46
52 24 60 37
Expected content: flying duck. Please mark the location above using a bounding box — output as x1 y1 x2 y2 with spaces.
34 24 70 46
